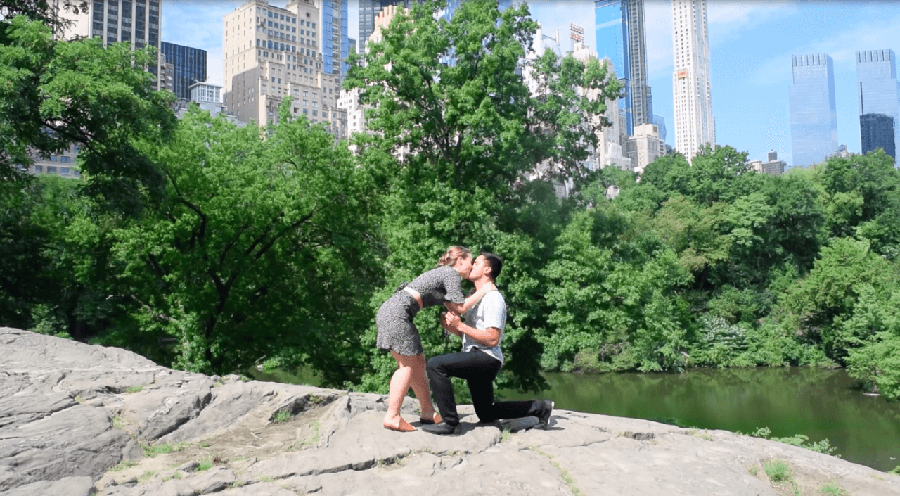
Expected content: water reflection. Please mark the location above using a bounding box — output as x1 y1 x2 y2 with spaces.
499 368 900 472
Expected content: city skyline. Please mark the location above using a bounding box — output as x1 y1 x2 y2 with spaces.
163 0 900 166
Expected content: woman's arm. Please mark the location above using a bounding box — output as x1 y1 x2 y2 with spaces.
443 282 495 315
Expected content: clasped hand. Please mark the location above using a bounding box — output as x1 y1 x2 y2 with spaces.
440 312 463 337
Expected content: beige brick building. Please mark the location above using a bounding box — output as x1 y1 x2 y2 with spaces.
223 0 346 137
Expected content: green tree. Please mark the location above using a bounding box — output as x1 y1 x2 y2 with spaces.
816 150 900 239
0 1 88 38
0 14 174 335
110 106 381 381
776 237 898 363
0 15 175 213
540 203 692 372
639 145 761 208
345 0 623 392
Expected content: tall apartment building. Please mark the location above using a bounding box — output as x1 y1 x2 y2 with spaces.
594 0 651 136
52 0 162 88
671 0 715 163
789 53 838 168
857 49 900 165
159 51 174 93
569 42 630 172
223 0 346 137
160 42 208 101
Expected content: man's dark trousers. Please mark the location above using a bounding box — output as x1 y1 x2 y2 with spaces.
426 350 534 426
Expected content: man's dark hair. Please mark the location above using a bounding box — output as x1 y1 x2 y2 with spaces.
481 252 502 281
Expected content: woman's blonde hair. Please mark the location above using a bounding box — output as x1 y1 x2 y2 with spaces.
437 246 471 268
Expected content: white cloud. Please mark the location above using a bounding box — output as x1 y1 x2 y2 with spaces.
746 9 900 87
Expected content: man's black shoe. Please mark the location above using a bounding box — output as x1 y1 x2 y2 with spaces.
533 400 554 427
422 422 460 435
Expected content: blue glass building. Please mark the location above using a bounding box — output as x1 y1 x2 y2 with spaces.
857 49 900 166
160 42 207 101
789 53 837 168
321 0 349 80
595 0 631 135
860 113 896 160
652 114 666 142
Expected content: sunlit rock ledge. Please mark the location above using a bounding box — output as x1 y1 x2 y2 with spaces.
2 327 899 496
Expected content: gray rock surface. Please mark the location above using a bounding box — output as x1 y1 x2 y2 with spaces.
2 327 900 496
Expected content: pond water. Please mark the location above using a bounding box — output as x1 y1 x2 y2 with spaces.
251 366 900 472
499 367 900 472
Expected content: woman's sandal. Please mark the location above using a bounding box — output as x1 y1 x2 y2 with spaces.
419 411 443 425
383 418 416 432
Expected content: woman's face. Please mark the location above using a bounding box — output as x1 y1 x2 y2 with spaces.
453 253 473 278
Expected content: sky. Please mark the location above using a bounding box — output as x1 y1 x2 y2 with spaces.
162 0 900 165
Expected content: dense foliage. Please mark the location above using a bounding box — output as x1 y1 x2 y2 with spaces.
3 1 900 400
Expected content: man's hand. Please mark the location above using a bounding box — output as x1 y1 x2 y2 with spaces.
440 312 463 337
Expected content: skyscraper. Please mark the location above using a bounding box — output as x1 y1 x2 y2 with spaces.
789 53 838 168
624 0 650 130
223 0 346 136
358 0 421 51
857 49 900 166
595 0 651 137
52 0 162 88
319 0 349 81
160 42 208 101
671 0 714 163
860 113 896 160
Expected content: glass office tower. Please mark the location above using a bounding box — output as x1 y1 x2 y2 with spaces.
857 49 900 166
595 0 631 135
160 42 207 101
595 0 651 136
321 0 349 80
789 53 838 168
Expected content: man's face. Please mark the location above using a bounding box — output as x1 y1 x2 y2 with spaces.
469 255 490 281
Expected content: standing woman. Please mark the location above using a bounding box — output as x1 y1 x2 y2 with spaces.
377 246 495 432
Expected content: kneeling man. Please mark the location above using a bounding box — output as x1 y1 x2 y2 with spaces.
423 252 553 435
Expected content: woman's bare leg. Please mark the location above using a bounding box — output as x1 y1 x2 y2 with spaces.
408 353 436 417
384 351 415 427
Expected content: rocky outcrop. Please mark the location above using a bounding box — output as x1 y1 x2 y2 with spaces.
2 327 899 496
